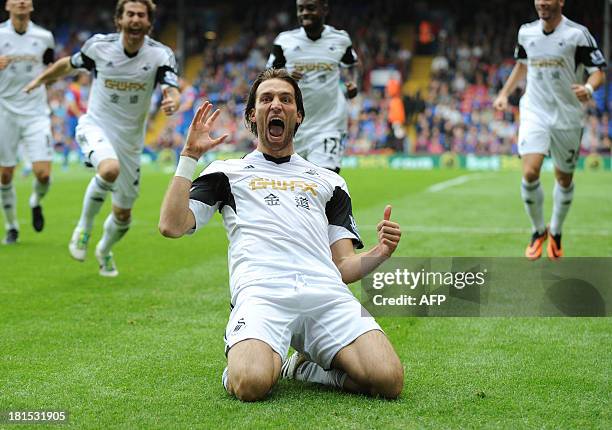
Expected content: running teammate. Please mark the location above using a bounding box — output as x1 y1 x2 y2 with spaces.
267 0 359 172
0 0 55 244
493 0 606 260
25 0 180 275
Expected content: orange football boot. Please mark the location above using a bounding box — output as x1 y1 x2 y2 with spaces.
547 232 563 260
525 229 548 260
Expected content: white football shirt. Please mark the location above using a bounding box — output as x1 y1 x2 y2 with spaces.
188 150 363 303
267 25 358 149
70 33 178 146
515 16 606 129
0 20 54 116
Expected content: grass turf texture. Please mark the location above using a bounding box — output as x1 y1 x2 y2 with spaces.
1 165 610 429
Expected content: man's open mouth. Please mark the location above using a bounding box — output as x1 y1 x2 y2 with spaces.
268 118 285 138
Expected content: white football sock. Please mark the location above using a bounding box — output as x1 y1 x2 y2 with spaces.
77 175 114 232
295 361 348 389
521 178 545 234
1 183 18 230
29 177 50 208
550 181 574 236
96 213 130 255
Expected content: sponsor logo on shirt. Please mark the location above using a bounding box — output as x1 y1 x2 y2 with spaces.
293 62 336 73
104 79 147 91
5 55 38 63
249 177 318 196
529 58 565 68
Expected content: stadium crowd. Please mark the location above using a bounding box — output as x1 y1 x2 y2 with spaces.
17 0 611 161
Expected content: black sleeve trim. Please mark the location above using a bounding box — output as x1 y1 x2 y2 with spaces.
190 172 236 213
270 44 287 69
325 186 363 249
156 64 179 88
340 46 357 65
43 48 55 65
514 44 527 60
575 46 607 68
70 51 95 71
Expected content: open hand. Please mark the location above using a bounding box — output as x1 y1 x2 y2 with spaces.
180 101 229 160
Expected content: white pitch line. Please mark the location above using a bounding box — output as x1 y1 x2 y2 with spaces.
426 174 481 193
360 225 612 237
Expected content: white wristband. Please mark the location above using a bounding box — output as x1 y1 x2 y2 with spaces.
584 83 594 97
175 156 197 180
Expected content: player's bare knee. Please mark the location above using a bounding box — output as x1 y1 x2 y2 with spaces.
0 169 14 185
369 363 404 399
113 208 131 223
34 171 50 184
523 169 540 183
230 369 273 402
98 161 120 182
555 172 573 188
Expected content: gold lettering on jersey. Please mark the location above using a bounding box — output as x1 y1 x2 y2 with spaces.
294 62 335 73
6 55 38 63
104 80 147 91
249 177 318 196
529 58 565 68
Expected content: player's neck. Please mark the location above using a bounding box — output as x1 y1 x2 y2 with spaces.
304 25 324 41
10 15 30 34
541 14 563 33
257 142 294 159
122 33 145 56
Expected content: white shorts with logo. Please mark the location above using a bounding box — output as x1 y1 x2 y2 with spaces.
224 276 382 370
76 115 142 209
0 106 53 167
518 121 582 173
295 130 346 171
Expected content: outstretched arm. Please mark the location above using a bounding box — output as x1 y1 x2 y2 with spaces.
23 56 74 93
331 205 401 284
159 102 229 238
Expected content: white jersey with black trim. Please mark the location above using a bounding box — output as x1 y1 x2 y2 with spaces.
267 25 358 148
70 33 178 147
188 150 363 303
0 20 54 115
514 16 606 129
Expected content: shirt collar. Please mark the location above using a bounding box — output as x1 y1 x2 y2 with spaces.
249 149 295 164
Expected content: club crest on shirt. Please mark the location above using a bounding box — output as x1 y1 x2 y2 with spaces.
232 318 246 334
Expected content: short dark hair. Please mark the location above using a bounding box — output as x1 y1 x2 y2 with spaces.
244 68 305 137
114 0 156 33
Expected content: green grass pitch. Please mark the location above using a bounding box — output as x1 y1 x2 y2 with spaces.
1 164 610 429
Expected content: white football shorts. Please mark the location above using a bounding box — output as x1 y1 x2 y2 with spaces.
294 130 346 171
0 106 53 167
75 115 142 209
224 275 382 370
518 120 582 173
